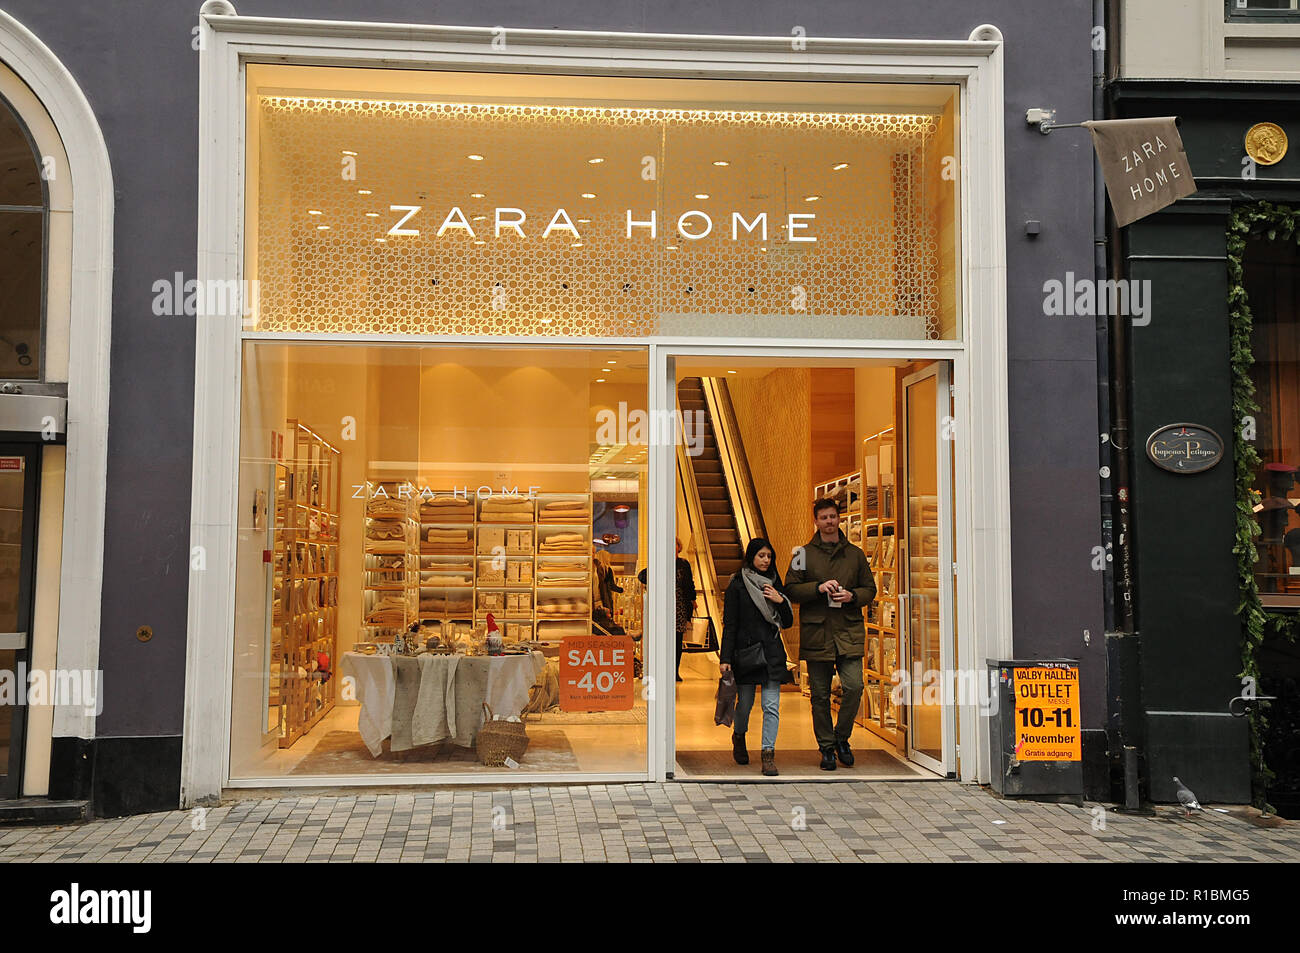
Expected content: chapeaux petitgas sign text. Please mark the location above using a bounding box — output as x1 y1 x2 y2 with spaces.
1145 423 1224 474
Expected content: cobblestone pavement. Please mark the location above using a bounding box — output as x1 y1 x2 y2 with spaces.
1 782 1297 862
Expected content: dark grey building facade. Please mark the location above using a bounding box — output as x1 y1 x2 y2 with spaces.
0 0 1112 817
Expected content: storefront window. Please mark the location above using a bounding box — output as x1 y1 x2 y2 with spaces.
0 93 44 380
230 343 649 778
245 66 960 340
1246 236 1300 605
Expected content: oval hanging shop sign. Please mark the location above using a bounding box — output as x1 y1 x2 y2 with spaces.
1145 423 1225 474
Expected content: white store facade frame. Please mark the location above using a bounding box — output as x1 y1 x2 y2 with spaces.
184 3 1010 807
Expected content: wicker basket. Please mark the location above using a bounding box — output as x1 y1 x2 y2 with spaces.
476 703 529 766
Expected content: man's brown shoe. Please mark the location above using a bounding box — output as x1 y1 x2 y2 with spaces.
761 749 778 777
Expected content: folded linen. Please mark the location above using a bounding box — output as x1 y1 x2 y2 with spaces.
481 497 533 508
542 532 585 544
537 558 588 571
421 573 473 586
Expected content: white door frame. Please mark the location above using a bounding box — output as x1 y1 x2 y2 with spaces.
900 361 957 776
185 5 1010 805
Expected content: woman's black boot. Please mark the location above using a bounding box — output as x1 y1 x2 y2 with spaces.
732 732 749 765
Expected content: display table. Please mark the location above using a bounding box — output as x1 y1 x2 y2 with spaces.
341 651 546 757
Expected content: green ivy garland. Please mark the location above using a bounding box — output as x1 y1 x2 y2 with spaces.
1227 201 1300 809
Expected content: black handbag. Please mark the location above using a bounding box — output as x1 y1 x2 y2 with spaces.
735 639 767 674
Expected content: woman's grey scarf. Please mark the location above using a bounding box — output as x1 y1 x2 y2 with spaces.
741 567 783 629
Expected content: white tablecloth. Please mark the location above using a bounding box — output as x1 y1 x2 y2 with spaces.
342 651 545 757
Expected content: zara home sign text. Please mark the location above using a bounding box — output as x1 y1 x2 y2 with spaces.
388 206 818 242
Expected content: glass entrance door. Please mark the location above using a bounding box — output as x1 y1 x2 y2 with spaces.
0 445 39 798
900 364 955 775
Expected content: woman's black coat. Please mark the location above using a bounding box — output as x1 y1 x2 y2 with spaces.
719 571 795 686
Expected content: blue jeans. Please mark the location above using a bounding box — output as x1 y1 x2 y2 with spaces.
733 680 782 750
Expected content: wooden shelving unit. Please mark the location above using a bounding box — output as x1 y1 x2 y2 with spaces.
860 427 902 744
417 492 476 634
361 480 419 641
395 490 594 643
534 492 593 641
275 419 341 748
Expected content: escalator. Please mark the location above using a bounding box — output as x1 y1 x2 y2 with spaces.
679 378 744 587
676 377 767 642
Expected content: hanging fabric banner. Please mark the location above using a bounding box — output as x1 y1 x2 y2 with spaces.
1083 117 1196 228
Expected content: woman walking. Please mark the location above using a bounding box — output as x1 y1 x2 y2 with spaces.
719 538 794 776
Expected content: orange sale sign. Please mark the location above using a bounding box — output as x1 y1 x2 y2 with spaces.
559 635 635 712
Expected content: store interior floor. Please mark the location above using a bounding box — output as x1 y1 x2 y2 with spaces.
234 648 933 781
239 693 647 778
673 651 933 780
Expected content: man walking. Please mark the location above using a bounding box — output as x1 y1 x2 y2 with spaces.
784 498 876 770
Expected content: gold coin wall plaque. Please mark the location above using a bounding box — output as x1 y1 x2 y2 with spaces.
1245 122 1288 166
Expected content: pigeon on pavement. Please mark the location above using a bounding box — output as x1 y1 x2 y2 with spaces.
1173 777 1202 816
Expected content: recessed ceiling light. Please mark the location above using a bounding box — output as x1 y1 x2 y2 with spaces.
804 194 821 202
341 150 357 157
581 193 596 199
571 242 584 248
308 210 323 215
470 193 485 199
473 240 486 245
540 317 553 324
375 237 387 243
365 212 379 217
472 215 487 221
588 157 604 164
606 359 617 364
832 162 850 171
467 154 484 161
667 245 678 251
357 189 372 195
694 193 710 200
760 246 767 252
317 225 330 230
713 160 729 167
577 218 592 224
727 369 737 374
595 378 606 383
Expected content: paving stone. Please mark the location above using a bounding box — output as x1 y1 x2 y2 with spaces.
3 784 1296 863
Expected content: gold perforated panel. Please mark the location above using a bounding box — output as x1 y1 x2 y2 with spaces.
251 95 951 338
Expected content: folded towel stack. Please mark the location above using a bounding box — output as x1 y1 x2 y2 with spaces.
539 499 591 523
420 495 475 522
426 527 470 543
419 572 473 586
537 575 588 588
536 595 590 616
367 520 407 540
537 558 588 572
419 596 473 616
479 498 535 522
366 499 409 519
539 532 589 554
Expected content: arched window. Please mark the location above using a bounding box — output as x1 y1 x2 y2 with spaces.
0 92 44 379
